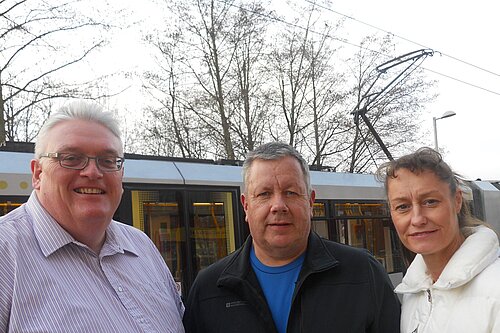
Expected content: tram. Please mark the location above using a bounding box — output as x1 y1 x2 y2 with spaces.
1 142 499 297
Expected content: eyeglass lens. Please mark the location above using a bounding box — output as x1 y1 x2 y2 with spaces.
59 154 123 171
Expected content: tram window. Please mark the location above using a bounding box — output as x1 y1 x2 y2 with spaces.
342 218 393 268
1 202 22 216
0 197 27 216
313 202 326 217
333 202 402 273
130 190 187 295
336 202 389 217
312 202 329 238
312 220 329 239
189 191 236 276
143 202 184 282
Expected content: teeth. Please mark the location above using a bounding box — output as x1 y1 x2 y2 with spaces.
75 188 104 194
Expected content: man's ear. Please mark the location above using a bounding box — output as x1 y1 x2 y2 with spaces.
241 193 248 212
31 159 42 190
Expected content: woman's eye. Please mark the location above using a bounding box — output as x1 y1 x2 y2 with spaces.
423 199 439 206
394 204 409 212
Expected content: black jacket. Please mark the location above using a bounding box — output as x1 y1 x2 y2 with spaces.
183 232 401 333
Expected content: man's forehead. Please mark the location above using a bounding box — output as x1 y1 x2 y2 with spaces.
45 120 123 152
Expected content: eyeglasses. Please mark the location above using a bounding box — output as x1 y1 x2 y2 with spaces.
39 152 124 172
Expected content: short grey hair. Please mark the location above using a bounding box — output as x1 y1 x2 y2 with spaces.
242 142 312 194
34 101 122 158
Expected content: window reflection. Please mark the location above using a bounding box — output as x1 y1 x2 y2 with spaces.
312 201 402 273
189 192 236 275
0 201 23 216
131 190 236 296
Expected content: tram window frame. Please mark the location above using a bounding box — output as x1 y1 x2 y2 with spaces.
118 183 245 297
312 201 335 240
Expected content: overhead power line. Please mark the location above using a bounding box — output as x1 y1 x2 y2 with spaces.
303 0 500 95
217 0 500 96
423 67 500 96
305 0 500 79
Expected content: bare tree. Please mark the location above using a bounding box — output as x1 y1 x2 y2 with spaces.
0 0 112 144
163 0 237 159
140 28 208 158
134 1 435 167
143 0 274 160
298 20 352 171
268 24 312 147
227 2 272 157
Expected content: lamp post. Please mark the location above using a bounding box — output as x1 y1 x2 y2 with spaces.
433 111 456 151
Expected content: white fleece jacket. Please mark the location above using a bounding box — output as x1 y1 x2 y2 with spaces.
395 226 500 333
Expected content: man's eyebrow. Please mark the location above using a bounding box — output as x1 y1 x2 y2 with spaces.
55 146 120 155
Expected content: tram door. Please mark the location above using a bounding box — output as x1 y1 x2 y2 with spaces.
127 188 239 297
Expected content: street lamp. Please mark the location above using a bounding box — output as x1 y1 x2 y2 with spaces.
433 111 456 150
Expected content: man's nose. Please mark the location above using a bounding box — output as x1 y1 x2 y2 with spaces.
79 158 103 178
270 193 289 213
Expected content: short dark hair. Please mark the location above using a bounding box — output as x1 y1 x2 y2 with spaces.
242 142 312 195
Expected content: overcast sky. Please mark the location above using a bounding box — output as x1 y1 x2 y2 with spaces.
331 0 500 180
90 0 499 180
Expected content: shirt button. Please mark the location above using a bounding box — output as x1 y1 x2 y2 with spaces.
118 286 123 292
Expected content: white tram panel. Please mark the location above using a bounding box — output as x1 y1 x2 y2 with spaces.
311 171 385 200
173 162 244 188
123 159 184 185
471 180 500 233
0 151 33 196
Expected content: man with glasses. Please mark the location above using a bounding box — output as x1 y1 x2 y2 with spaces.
0 102 185 332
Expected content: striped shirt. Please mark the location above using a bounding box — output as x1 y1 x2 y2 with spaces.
0 191 184 333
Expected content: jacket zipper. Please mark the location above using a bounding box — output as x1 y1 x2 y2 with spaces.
410 290 432 333
419 289 433 332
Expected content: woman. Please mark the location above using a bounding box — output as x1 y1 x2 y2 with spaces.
377 147 500 333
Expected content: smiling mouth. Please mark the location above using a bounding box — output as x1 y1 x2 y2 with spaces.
409 230 437 237
75 188 105 194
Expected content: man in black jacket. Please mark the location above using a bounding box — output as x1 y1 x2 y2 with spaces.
183 142 400 333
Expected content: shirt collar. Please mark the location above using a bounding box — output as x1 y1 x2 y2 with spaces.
27 192 74 257
26 191 139 257
102 220 140 257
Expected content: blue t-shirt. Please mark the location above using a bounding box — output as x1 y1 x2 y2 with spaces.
250 247 305 333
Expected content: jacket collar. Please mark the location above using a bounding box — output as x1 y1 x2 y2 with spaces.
303 231 339 274
219 231 339 283
216 231 339 331
395 226 499 293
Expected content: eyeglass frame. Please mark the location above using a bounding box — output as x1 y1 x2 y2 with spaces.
39 152 125 172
